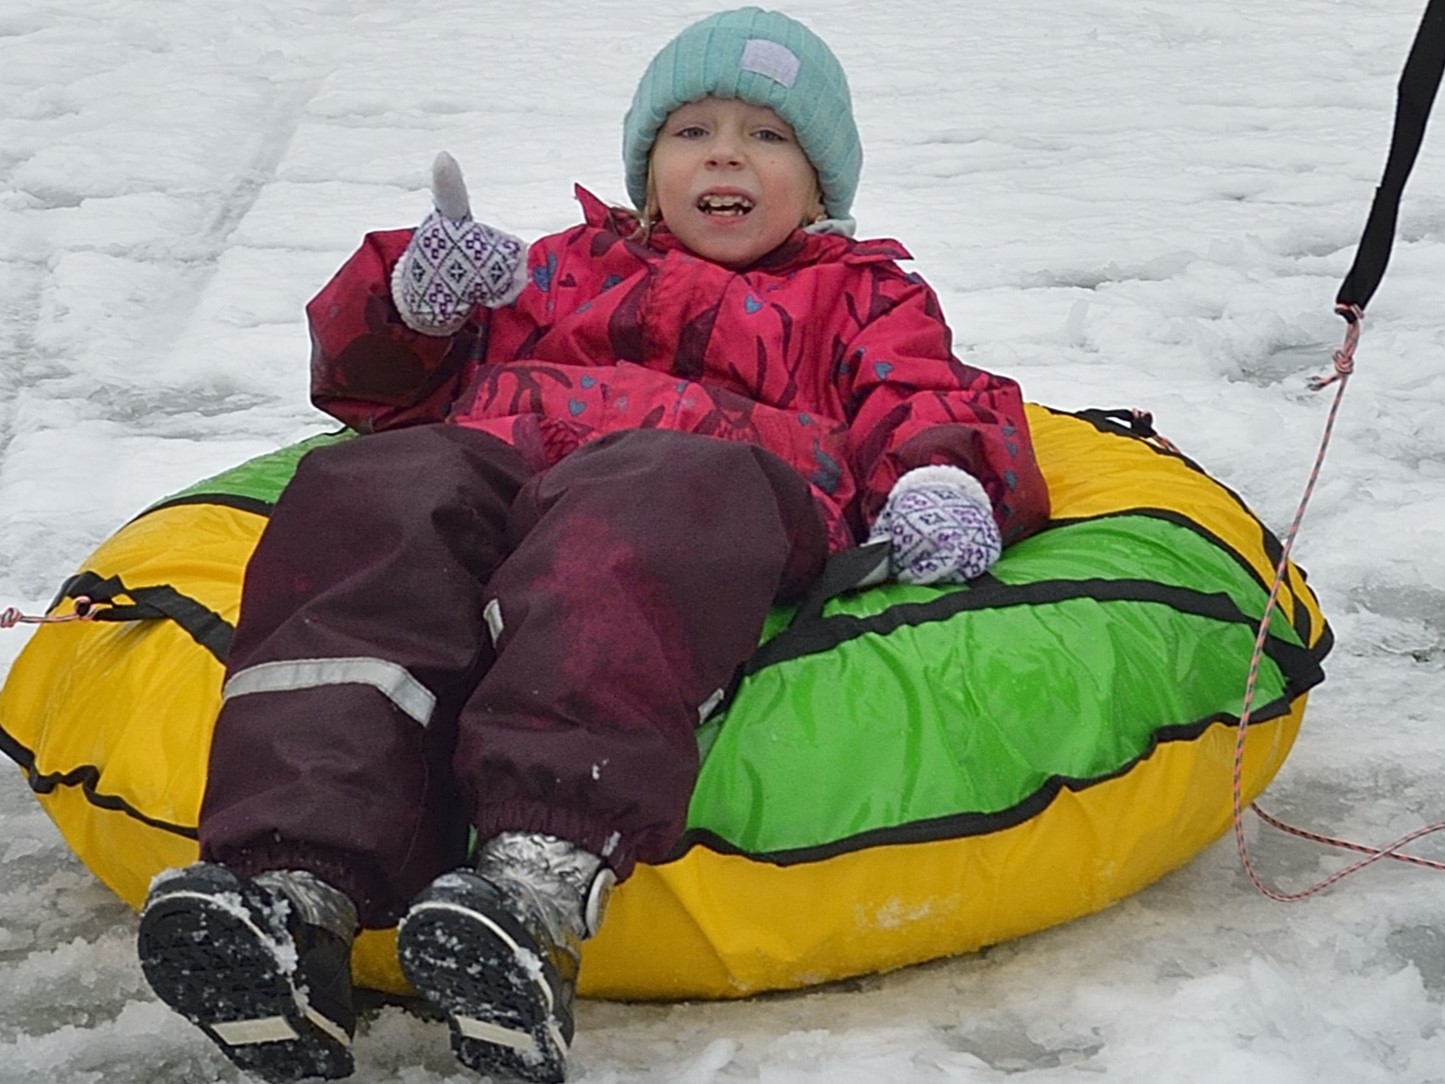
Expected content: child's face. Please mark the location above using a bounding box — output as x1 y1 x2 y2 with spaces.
648 97 824 268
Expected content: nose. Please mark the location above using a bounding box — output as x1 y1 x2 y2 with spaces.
705 130 743 168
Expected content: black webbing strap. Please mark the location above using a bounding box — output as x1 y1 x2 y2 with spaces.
1074 408 1164 441
785 540 891 629
53 571 233 664
704 539 890 723
1336 0 1445 317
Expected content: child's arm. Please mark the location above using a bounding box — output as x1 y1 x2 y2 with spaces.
307 229 483 432
843 276 1051 551
308 154 528 433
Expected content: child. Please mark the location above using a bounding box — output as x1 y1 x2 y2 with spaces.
135 7 1050 1084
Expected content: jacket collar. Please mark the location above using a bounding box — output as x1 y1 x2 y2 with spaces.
572 185 911 271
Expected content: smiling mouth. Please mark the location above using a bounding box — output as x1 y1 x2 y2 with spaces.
697 193 754 217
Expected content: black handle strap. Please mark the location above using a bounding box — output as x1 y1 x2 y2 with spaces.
1336 0 1445 317
785 540 891 630
53 571 233 664
1074 408 1161 440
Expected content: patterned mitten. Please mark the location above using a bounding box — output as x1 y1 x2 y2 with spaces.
390 152 529 336
867 465 1003 585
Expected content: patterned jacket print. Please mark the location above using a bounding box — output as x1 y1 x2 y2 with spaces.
308 186 1050 553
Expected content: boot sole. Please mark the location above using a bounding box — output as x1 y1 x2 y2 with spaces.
138 879 353 1082
399 898 569 1083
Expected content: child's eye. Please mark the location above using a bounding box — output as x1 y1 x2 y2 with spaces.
674 125 708 139
754 129 788 144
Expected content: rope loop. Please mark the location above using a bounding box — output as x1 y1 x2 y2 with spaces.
1307 305 1363 391
0 596 97 629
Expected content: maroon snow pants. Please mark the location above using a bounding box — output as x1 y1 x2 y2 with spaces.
198 424 828 926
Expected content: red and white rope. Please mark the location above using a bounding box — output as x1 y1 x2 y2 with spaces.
1233 305 1445 900
0 597 96 629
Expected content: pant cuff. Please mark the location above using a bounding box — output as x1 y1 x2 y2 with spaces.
209 840 397 929
472 801 639 881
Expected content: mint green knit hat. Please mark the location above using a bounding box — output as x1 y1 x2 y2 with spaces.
623 8 862 223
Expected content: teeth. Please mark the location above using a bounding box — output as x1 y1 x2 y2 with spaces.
698 194 754 214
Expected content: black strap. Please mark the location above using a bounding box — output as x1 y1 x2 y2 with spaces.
753 574 1327 695
1074 407 1164 442
1336 0 1445 316
54 571 233 664
701 540 890 726
786 540 891 630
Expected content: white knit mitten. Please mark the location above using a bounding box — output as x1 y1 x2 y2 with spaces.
867 466 1002 585
390 152 529 335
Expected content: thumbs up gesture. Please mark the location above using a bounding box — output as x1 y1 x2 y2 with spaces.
390 152 529 335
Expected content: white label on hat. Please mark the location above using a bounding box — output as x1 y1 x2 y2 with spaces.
741 39 800 88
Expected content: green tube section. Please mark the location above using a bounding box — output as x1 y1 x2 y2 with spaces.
689 512 1322 859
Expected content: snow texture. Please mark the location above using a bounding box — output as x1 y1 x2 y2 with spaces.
4 1 1445 1081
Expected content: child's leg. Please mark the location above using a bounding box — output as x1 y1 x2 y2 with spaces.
198 423 534 926
400 430 828 1082
455 429 829 878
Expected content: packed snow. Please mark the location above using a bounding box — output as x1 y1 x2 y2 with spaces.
4 1 1445 1081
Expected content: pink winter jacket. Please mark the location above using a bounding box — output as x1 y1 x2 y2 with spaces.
307 187 1049 552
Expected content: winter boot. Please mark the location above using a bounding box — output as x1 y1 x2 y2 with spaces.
397 832 615 1083
137 862 358 1082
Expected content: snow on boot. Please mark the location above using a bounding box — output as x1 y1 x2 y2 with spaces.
137 863 358 1083
397 833 615 1083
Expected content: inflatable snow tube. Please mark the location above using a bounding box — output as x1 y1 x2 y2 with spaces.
0 405 1330 1001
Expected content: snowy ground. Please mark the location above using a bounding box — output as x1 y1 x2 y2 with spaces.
4 1 1445 1081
